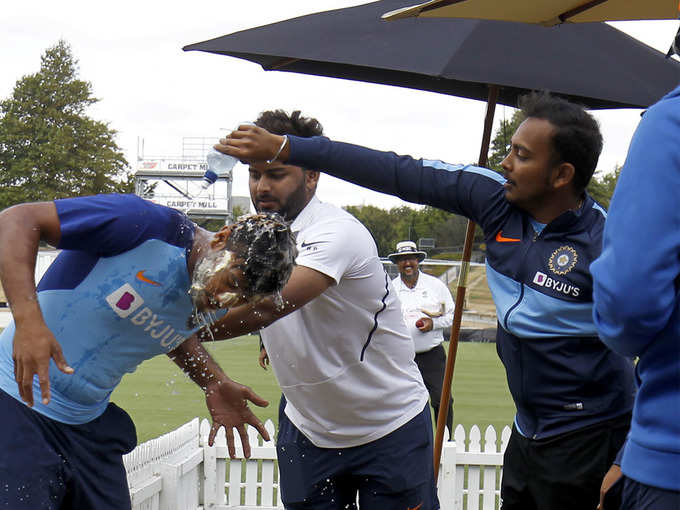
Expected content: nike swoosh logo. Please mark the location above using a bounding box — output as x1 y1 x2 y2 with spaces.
407 504 423 510
495 230 521 243
136 270 161 286
300 240 329 248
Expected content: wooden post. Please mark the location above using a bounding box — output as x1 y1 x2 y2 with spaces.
433 84 499 478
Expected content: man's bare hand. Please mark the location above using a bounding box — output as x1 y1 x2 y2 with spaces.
12 322 73 407
597 464 622 510
215 124 289 165
205 378 270 458
258 347 269 370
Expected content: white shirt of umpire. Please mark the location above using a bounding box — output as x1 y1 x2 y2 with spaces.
260 196 428 448
392 271 454 354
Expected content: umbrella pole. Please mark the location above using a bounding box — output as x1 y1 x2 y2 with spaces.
433 84 499 479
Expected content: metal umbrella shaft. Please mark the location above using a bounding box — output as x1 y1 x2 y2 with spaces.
434 84 498 478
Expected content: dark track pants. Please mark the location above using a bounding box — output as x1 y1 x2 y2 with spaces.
276 397 440 510
620 476 680 510
0 389 137 510
415 343 454 435
500 413 630 510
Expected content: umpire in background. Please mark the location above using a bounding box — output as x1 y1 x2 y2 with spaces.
390 241 455 435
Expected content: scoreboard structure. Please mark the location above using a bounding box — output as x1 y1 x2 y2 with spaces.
134 137 233 223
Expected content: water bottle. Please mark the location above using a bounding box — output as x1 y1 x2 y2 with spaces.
200 149 238 190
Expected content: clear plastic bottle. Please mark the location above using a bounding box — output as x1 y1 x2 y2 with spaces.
200 149 238 191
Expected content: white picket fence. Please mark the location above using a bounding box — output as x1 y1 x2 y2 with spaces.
124 418 511 510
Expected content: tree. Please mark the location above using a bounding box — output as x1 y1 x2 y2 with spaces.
487 109 523 173
231 204 248 219
344 205 397 256
0 40 132 210
587 165 621 209
344 203 483 258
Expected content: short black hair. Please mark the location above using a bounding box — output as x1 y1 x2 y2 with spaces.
226 212 297 296
255 109 324 137
519 92 602 193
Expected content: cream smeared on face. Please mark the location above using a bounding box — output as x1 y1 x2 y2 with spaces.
187 211 297 330
190 250 246 312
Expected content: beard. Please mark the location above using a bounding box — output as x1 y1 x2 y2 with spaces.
253 182 309 221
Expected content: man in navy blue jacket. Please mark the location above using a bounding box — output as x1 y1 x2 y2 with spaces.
219 94 636 510
591 85 680 509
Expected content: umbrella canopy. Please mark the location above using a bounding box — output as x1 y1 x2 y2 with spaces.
383 0 678 26
184 0 680 110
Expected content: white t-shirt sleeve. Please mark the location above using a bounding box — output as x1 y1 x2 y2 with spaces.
294 218 368 284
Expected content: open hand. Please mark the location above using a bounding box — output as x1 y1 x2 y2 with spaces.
12 322 73 407
215 124 288 165
205 378 270 458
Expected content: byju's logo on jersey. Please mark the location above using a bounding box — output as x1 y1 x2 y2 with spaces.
106 284 144 318
532 271 580 297
106 283 186 349
533 272 548 286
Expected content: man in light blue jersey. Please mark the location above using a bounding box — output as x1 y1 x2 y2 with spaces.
0 193 296 510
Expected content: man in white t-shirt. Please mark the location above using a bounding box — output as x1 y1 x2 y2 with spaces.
389 241 455 435
208 110 438 510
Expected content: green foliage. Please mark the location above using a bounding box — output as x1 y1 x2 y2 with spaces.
587 165 621 209
487 109 523 173
0 40 132 210
344 204 396 255
231 204 247 219
344 204 483 257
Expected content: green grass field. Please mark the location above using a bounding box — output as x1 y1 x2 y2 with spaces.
111 334 515 443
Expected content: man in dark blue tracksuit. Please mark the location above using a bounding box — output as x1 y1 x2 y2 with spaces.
219 94 635 510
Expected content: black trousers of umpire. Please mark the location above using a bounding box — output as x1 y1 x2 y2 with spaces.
414 343 454 436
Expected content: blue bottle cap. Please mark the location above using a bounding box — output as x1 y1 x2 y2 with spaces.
203 170 218 184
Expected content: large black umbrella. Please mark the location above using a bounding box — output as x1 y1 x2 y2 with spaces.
184 0 680 479
184 1 680 109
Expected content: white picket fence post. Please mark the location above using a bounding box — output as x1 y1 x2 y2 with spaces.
124 418 202 510
125 419 510 510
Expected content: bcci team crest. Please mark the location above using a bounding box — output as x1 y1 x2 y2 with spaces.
548 246 578 275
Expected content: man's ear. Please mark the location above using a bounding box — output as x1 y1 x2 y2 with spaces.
551 162 576 191
305 170 320 192
211 225 233 250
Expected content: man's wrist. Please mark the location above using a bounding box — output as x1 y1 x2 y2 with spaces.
267 136 288 164
205 375 231 394
10 298 44 327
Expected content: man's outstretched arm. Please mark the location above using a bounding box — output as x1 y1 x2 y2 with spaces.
0 202 73 407
167 335 269 458
207 265 334 341
218 124 505 224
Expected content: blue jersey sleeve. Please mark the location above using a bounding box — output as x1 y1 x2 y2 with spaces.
287 135 508 232
55 194 195 256
591 87 680 356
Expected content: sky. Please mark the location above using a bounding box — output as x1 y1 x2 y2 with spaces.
2 1 678 211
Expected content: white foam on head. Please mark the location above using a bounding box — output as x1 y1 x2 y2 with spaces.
190 250 234 303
